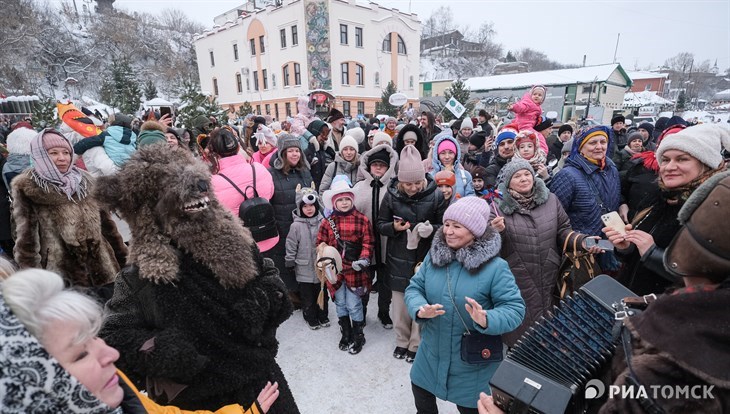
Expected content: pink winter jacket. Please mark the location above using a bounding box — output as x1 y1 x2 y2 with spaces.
251 149 275 169
211 155 278 251
510 92 549 153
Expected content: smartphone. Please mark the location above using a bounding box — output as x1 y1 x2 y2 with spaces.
159 106 172 118
392 215 405 224
601 211 626 235
584 238 615 251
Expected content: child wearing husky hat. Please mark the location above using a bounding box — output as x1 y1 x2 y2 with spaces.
285 183 328 330
317 176 374 354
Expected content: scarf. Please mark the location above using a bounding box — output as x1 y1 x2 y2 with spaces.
30 131 85 201
507 186 537 210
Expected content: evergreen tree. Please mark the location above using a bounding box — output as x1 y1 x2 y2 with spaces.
176 80 226 129
505 51 517 62
32 97 58 130
440 79 474 122
143 80 158 101
375 81 400 117
676 90 687 111
101 58 142 114
237 101 253 118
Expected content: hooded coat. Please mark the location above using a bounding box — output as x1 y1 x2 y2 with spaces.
318 152 360 194
285 208 322 284
376 175 446 292
491 178 583 346
404 227 525 409
429 133 475 198
12 170 127 287
395 124 428 160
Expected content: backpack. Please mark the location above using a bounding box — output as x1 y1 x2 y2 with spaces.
219 165 278 243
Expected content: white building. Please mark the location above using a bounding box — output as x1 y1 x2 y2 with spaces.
194 0 421 121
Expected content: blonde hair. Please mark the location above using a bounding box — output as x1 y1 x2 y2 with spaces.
1 269 102 345
397 179 427 195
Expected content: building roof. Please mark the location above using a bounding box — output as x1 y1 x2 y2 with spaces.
713 89 730 99
464 63 632 92
627 71 669 81
623 91 674 108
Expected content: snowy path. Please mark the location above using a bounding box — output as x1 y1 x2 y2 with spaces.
276 292 458 414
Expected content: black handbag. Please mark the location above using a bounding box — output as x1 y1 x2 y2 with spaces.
327 217 361 262
446 267 503 365
555 231 601 300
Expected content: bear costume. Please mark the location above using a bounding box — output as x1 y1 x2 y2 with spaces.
96 142 299 413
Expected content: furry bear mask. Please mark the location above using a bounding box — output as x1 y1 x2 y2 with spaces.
95 143 258 288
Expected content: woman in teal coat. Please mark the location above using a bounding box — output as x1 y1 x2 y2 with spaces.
405 196 525 413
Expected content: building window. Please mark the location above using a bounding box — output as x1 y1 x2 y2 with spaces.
209 51 215 67
265 104 271 115
291 25 298 46
374 72 380 87
357 101 364 115
355 64 364 86
259 35 265 54
397 35 407 54
382 35 391 52
285 102 292 117
355 27 363 47
256 104 261 115
341 62 349 85
342 101 351 117
262 69 268 90
645 83 652 91
250 38 256 55
280 29 286 48
283 65 290 87
246 77 250 91
236 73 242 93
602 85 607 94
212 78 218 95
409 75 414 89
253 70 259 91
232 44 238 61
274 103 279 119
340 24 348 45
294 63 301 85
272 73 276 88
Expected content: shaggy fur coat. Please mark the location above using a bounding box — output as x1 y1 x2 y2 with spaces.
11 169 126 287
95 144 298 413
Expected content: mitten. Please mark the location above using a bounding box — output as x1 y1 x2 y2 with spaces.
416 221 433 238
351 259 369 271
406 228 421 250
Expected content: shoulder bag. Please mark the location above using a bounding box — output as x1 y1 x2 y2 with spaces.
555 231 601 299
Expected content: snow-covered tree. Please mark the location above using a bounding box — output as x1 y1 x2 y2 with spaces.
99 58 142 114
177 80 225 129
237 102 254 118
32 97 58 130
441 79 474 122
144 80 158 101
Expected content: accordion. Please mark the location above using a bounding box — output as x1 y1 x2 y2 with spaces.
489 275 637 414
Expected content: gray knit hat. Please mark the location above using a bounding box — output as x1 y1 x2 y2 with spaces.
501 158 535 187
397 145 425 182
443 196 490 238
272 133 305 170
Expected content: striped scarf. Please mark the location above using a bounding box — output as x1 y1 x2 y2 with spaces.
30 130 86 201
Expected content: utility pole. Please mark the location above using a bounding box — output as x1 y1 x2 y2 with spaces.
613 33 620 63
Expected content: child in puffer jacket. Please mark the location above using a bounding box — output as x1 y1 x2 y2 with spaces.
285 184 329 330
508 85 545 132
73 113 136 167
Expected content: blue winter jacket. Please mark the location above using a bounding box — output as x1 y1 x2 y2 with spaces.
548 154 621 237
405 228 525 408
429 132 475 198
73 126 136 167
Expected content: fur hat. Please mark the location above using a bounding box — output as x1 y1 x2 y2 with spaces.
460 117 474 131
469 131 487 149
6 125 37 155
664 170 730 282
558 124 573 136
398 145 425 183
323 177 355 212
501 158 535 187
610 115 626 125
434 170 455 186
339 135 358 153
496 126 518 146
386 116 397 125
443 196 491 238
478 109 490 119
367 148 390 167
345 127 365 144
326 108 344 124
656 124 730 170
372 131 392 147
534 117 553 132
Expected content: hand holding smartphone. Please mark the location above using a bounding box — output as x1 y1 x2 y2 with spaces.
584 238 614 251
601 211 626 235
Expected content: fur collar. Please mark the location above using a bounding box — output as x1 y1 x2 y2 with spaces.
497 177 550 215
429 226 502 272
356 144 398 183
13 169 92 205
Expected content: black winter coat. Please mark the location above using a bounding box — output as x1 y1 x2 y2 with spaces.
621 159 660 221
485 154 510 189
304 142 334 191
377 176 446 292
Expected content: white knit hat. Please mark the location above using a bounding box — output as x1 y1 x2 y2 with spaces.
372 132 392 147
656 124 730 170
345 127 365 144
460 117 473 130
339 135 359 153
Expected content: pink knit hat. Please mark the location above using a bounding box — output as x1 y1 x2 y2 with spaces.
397 145 425 182
443 196 491 238
437 139 457 155
41 130 72 152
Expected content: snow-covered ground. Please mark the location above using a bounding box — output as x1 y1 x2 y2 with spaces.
276 293 459 414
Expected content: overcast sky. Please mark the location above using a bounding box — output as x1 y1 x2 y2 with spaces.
102 0 729 71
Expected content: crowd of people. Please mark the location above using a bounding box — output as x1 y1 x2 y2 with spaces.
0 88 728 413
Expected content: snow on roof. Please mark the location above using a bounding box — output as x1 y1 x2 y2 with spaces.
145 97 173 106
623 91 674 107
627 71 668 80
464 64 630 91
713 89 730 99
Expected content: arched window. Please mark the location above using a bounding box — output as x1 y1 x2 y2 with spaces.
397 35 407 54
383 33 407 54
382 36 391 52
374 72 380 87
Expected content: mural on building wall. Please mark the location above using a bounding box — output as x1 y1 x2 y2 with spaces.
305 0 332 90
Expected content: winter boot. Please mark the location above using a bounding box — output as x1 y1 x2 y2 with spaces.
378 311 393 330
348 320 366 355
338 316 352 351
